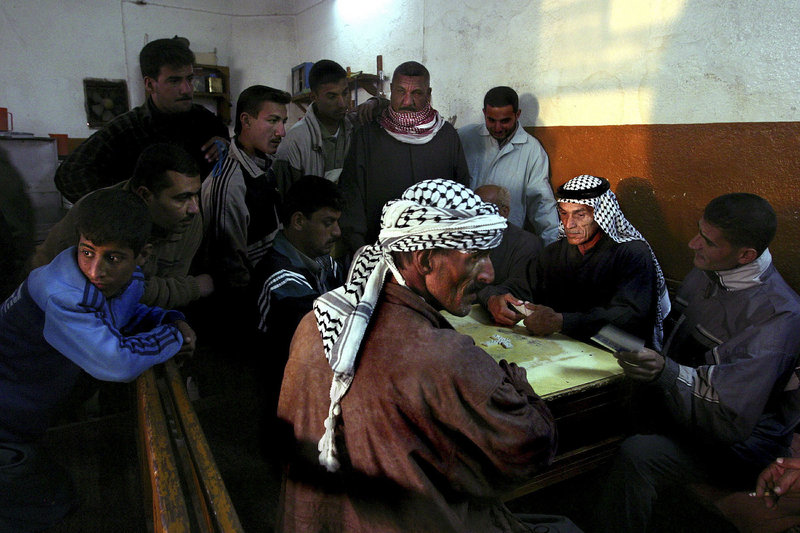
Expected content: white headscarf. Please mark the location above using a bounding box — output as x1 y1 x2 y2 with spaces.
557 175 671 349
313 179 507 471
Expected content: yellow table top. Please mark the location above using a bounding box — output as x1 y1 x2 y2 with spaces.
441 306 624 400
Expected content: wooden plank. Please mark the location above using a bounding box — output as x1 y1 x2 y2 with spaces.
164 361 245 533
136 369 191 533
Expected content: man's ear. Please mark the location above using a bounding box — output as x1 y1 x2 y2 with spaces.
136 243 154 267
240 112 252 131
135 185 154 203
412 249 435 275
289 211 306 231
737 247 758 266
143 76 156 95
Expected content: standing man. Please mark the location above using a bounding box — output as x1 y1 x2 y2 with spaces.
459 86 559 245
338 61 471 255
35 143 212 309
601 193 800 532
278 180 580 532
272 60 353 193
55 37 229 203
201 85 290 292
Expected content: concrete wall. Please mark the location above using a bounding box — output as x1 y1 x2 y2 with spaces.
296 0 800 128
0 0 297 138
5 1 798 133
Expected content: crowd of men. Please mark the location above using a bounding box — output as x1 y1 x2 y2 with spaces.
1 35 799 532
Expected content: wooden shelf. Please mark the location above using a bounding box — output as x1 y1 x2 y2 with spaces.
192 64 231 124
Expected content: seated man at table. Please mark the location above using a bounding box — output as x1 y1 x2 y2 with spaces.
601 193 800 532
277 179 580 532
475 184 542 303
34 143 212 309
483 174 669 347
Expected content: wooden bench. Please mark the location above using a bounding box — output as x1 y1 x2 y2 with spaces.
136 360 244 532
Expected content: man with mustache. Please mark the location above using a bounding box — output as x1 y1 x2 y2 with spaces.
338 61 471 256
600 193 800 532
200 85 290 292
34 143 212 309
55 37 229 203
483 174 669 348
253 175 345 449
459 86 560 245
277 179 580 532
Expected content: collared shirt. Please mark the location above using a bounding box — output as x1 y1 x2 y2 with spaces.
458 121 559 244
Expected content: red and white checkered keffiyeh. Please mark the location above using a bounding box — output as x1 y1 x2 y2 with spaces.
378 103 445 144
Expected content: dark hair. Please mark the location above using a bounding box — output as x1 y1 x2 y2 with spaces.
309 60 347 92
393 61 430 86
484 86 519 113
703 193 777 255
139 38 195 79
234 85 292 135
281 175 344 225
76 189 152 255
129 143 199 195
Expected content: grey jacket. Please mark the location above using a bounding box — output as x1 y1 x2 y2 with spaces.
654 250 800 467
273 103 354 195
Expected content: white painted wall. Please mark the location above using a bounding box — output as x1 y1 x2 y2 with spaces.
298 0 800 128
0 0 297 138
2 0 798 137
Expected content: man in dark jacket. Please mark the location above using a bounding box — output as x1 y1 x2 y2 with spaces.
602 193 800 532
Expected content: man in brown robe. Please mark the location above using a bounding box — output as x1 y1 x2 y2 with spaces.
276 179 581 532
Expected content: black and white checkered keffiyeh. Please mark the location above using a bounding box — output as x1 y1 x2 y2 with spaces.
312 179 507 471
557 175 671 350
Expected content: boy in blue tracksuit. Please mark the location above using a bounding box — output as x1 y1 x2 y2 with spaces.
0 188 196 531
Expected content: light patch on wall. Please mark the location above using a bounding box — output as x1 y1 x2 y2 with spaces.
541 86 655 126
335 0 391 24
608 0 685 31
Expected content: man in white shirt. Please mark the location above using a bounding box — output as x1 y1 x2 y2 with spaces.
459 86 559 244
